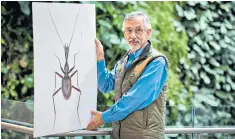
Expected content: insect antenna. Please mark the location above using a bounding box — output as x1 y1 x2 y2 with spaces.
54 54 62 68
73 51 79 66
69 9 80 48
48 8 64 47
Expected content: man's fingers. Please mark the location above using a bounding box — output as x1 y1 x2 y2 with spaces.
95 38 100 44
86 122 92 130
95 38 100 46
86 121 96 130
91 110 97 115
95 38 102 48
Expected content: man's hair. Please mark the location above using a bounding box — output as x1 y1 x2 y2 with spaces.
122 11 151 31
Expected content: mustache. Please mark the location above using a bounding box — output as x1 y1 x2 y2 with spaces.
129 40 139 43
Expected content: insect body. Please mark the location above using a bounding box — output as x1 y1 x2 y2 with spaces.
48 9 82 131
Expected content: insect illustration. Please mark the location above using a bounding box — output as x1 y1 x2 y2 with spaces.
48 9 82 131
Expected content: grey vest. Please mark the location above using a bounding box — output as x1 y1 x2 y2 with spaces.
111 42 168 139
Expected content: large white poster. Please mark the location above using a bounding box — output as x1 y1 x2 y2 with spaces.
33 2 96 137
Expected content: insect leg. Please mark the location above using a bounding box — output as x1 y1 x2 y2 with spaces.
70 70 77 84
54 55 65 74
52 71 63 131
52 87 61 131
70 70 81 90
55 72 63 88
69 52 79 74
72 86 82 125
72 85 81 93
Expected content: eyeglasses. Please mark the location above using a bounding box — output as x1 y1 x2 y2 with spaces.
124 27 146 36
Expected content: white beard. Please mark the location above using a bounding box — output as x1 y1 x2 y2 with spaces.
129 45 141 53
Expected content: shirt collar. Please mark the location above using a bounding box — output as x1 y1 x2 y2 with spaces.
128 42 149 59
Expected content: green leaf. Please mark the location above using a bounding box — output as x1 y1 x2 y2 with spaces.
200 72 210 84
119 38 129 51
228 45 235 52
227 76 235 90
211 22 221 27
217 111 231 118
18 1 30 16
105 3 115 14
175 4 184 17
21 86 28 94
202 65 216 75
192 44 205 57
199 1 209 9
188 1 198 6
224 20 233 29
215 91 231 99
95 2 106 12
106 49 114 58
177 104 187 112
199 16 208 30
220 4 230 13
184 8 197 20
224 35 232 44
205 27 215 35
109 34 120 45
223 84 231 92
220 24 227 34
1 63 8 74
25 76 33 88
209 58 220 67
228 69 235 76
107 100 114 106
219 40 228 48
195 94 219 106
98 20 112 29
1 39 6 45
209 41 221 51
184 113 192 123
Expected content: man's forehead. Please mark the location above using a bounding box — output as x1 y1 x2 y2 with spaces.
123 17 145 28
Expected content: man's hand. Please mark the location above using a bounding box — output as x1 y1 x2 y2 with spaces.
86 110 104 130
95 38 104 61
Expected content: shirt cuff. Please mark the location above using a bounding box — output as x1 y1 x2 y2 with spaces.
102 109 112 123
97 59 106 75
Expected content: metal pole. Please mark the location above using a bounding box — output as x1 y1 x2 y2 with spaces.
196 133 201 139
191 105 195 139
25 134 30 139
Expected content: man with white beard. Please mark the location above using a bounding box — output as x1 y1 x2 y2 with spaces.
87 11 169 139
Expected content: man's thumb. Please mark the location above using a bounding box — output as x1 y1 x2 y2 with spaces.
91 110 97 115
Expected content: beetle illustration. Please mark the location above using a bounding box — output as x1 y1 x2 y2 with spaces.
48 9 82 131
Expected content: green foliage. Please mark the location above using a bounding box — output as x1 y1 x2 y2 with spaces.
92 1 138 107
134 2 192 128
176 1 235 136
138 2 188 69
1 1 34 101
2 1 235 139
1 1 189 127
92 2 191 128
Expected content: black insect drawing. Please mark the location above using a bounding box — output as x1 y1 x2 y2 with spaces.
48 9 82 131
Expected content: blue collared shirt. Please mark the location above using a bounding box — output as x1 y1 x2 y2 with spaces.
97 46 168 123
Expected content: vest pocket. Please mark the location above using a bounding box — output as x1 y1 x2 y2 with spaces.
143 107 148 128
112 122 120 139
128 73 136 86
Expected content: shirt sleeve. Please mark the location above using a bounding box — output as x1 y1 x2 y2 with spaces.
101 57 168 123
97 59 117 93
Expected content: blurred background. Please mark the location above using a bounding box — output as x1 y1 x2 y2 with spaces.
1 1 235 139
